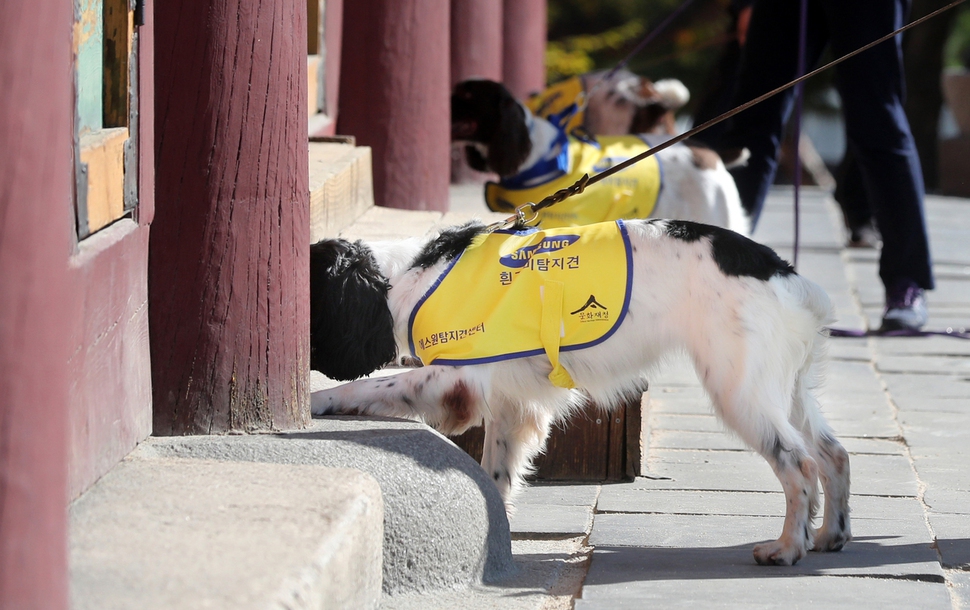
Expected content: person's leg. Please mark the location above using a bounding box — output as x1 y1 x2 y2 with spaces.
833 149 878 247
826 0 934 329
719 0 828 226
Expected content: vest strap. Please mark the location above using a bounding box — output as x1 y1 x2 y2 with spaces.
540 281 576 389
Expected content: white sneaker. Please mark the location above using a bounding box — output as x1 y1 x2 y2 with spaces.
881 280 928 332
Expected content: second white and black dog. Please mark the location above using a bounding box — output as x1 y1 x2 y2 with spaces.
452 79 750 234
310 218 851 566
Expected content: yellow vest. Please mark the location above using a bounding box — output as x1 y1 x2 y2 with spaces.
485 136 662 228
526 76 587 134
408 221 633 388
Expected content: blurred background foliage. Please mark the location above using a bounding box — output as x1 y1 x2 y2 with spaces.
547 0 970 116
547 0 733 107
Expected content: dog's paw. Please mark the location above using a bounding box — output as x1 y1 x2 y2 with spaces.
812 527 851 553
753 539 808 566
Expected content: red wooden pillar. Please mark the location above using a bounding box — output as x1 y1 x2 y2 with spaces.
152 0 310 434
339 0 450 211
503 0 547 99
451 0 503 84
0 0 73 606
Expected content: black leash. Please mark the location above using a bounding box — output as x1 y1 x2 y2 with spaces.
487 0 968 232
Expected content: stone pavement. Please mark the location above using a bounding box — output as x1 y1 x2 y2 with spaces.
494 186 970 609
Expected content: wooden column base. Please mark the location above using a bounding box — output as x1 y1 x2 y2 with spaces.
450 392 645 482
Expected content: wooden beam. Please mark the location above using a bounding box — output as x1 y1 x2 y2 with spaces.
80 127 128 233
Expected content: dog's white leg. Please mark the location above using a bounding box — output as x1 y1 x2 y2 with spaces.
311 365 489 436
697 360 818 565
788 338 852 552
809 430 852 552
753 435 819 566
480 398 555 513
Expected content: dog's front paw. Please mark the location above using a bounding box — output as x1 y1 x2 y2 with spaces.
753 539 808 566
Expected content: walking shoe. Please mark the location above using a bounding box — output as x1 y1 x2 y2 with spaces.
881 280 928 332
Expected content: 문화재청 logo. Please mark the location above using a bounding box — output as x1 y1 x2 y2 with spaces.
570 294 609 322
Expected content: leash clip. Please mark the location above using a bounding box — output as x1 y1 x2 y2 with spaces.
485 201 540 233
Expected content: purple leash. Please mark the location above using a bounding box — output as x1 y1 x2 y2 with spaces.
828 327 970 339
792 0 809 271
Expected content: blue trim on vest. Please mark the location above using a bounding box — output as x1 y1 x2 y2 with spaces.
498 129 570 190
408 220 634 368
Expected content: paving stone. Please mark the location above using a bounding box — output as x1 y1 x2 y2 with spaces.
949 570 970 610
876 355 970 375
881 373 970 400
587 510 940 579
646 389 712 415
928 513 970 567
577 571 951 610
510 504 593 539
909 456 970 488
515 483 601 507
642 450 778 493
829 338 873 362
596 488 786 517
923 488 970 515
649 413 723 433
642 450 918 497
890 396 970 414
823 361 886 395
650 430 747 451
828 418 901 439
848 453 921 497
897 411 970 456
870 336 970 357
839 437 904 455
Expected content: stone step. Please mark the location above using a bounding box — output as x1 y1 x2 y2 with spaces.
70 454 383 609
309 142 374 241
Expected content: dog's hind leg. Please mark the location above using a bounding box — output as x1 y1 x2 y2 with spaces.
788 346 852 552
480 399 555 511
752 430 819 566
707 379 819 566
311 365 490 436
809 429 851 552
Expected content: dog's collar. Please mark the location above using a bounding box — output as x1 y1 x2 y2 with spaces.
500 128 571 190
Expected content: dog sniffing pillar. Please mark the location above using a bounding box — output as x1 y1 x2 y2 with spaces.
502 0 547 100
339 0 451 211
151 0 311 434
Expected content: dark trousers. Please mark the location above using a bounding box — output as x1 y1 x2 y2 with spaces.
721 0 934 290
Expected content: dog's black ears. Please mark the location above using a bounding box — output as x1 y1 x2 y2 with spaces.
310 239 398 381
487 95 532 177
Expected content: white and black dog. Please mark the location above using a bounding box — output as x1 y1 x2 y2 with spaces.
452 79 750 234
310 218 851 566
530 69 691 136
